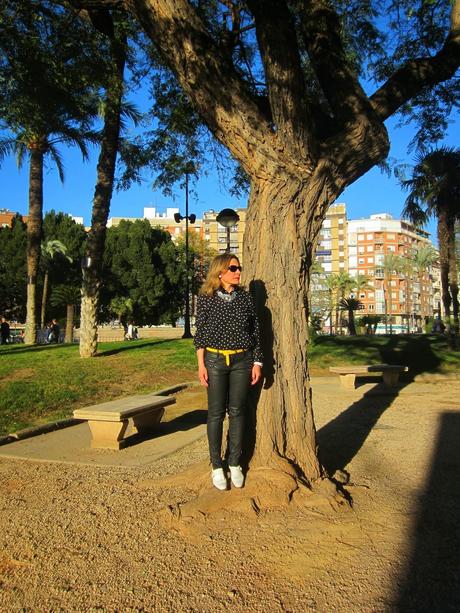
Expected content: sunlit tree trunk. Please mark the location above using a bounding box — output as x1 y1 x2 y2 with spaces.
25 147 44 344
244 177 324 479
40 270 49 329
65 303 74 343
80 31 126 358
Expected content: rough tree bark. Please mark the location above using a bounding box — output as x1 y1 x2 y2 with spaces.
79 25 126 358
25 146 44 345
65 303 75 343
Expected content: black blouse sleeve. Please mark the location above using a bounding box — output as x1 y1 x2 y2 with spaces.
248 292 263 363
193 294 208 349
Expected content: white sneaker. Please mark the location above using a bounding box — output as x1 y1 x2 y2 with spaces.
229 465 245 488
211 468 227 490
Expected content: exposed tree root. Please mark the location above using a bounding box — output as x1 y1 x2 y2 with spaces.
153 458 349 524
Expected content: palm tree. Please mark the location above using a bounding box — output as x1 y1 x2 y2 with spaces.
0 6 102 344
109 296 134 336
79 17 140 358
382 253 402 334
332 272 355 334
339 297 364 335
50 285 81 343
402 147 460 338
413 244 437 326
40 240 72 329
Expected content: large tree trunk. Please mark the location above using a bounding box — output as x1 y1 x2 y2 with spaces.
79 30 126 358
25 148 44 345
242 175 336 483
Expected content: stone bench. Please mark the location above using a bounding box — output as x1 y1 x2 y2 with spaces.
329 364 408 390
73 393 176 450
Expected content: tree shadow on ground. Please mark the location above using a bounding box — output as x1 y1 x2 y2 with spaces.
122 409 207 447
240 280 273 469
95 338 178 357
317 335 440 476
394 411 460 611
0 343 68 356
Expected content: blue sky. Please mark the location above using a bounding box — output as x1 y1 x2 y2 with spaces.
1 112 458 245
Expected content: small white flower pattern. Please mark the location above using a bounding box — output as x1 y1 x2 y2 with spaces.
194 288 263 362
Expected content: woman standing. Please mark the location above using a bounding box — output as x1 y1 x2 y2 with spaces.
194 253 263 490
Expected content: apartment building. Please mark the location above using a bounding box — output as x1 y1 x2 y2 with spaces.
347 213 440 329
315 203 347 273
0 208 27 227
202 208 245 259
107 207 203 242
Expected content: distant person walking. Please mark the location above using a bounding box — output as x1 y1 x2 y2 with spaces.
194 253 263 491
1 317 10 344
48 319 60 344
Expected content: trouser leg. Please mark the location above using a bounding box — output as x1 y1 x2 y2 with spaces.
206 361 229 469
227 357 252 467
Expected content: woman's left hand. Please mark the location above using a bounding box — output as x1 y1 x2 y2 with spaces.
251 364 262 386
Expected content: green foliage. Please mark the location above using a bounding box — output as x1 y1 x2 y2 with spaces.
0 214 27 320
42 211 86 286
402 147 460 223
50 285 80 308
101 219 179 325
0 0 105 150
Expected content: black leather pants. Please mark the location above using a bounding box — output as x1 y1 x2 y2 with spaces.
205 350 253 469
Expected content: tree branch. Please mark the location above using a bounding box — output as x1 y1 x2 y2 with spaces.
245 0 318 163
296 0 375 128
370 0 460 121
117 0 277 176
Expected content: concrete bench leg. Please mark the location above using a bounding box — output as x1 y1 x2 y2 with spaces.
88 419 129 450
339 374 357 390
382 371 399 387
132 407 165 435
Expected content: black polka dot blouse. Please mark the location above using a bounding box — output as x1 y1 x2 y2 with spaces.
194 287 263 363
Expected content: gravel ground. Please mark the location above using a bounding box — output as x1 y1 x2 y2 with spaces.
1 377 459 612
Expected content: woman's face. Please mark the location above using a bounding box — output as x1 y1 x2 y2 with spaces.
220 257 241 289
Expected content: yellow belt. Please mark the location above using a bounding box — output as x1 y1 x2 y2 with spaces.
206 347 246 366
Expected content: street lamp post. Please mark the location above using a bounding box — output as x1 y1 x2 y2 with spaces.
216 208 240 253
174 172 196 339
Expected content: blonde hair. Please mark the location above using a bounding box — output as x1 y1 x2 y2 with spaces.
200 253 241 296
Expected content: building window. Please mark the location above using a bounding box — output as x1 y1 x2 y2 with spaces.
367 233 373 240
358 246 365 253
358 234 364 240
367 245 374 252
367 257 374 263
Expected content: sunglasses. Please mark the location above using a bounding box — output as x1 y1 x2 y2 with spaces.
227 265 242 272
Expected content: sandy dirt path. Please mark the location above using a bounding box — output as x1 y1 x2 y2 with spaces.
1 376 459 612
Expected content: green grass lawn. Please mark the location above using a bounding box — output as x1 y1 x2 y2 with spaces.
0 334 458 436
0 338 197 436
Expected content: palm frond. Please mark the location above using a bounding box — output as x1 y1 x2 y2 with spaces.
48 145 65 183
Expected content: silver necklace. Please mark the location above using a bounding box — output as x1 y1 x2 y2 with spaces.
216 289 237 302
